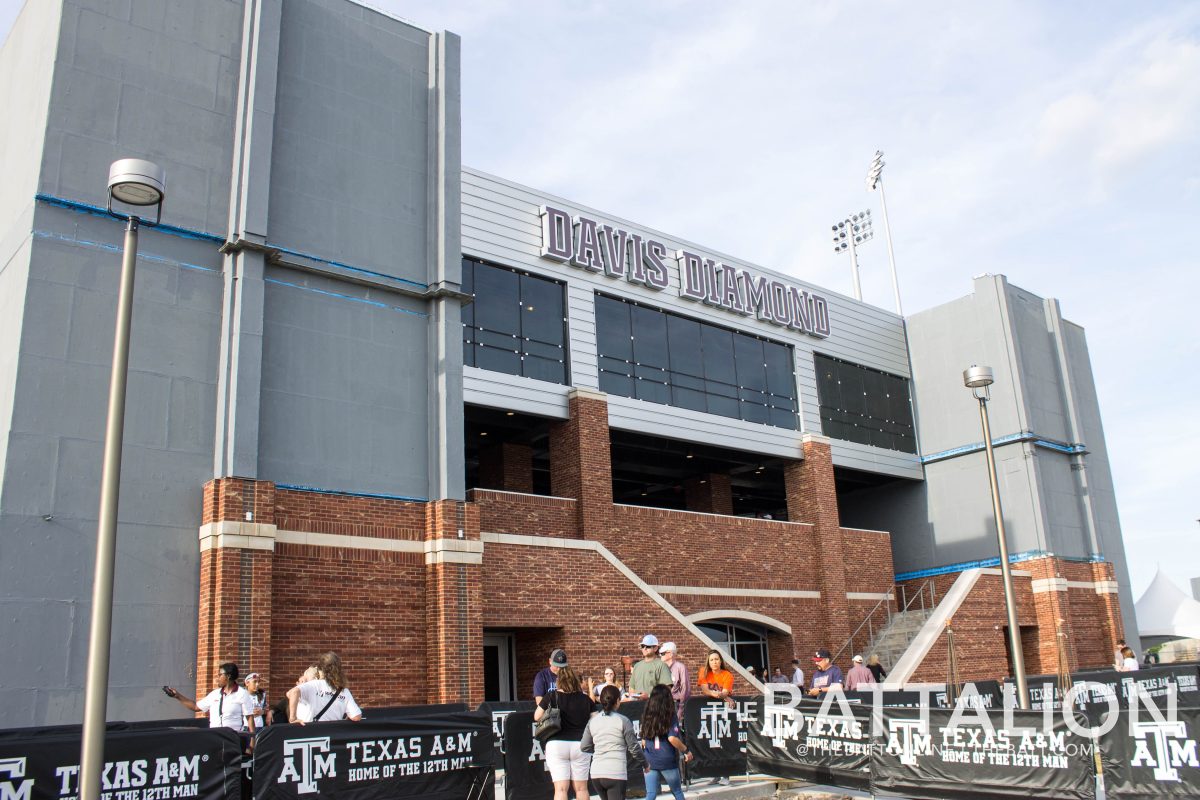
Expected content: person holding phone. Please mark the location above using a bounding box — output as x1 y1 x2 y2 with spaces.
165 662 256 735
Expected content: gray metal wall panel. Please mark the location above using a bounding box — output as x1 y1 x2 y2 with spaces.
462 168 920 477
39 0 242 234
1006 284 1070 442
258 265 429 497
0 206 224 727
463 367 569 419
266 0 433 283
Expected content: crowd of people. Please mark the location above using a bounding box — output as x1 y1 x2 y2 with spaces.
531 635 887 799
163 651 361 751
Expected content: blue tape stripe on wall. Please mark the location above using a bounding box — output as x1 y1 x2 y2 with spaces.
34 194 430 290
263 276 428 316
274 483 427 503
921 431 1086 464
32 230 222 274
895 549 1107 581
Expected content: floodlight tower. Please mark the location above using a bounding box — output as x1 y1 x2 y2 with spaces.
831 210 874 301
867 150 903 315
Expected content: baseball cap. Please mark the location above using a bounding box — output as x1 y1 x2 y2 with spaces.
660 641 677 654
812 648 832 660
640 634 659 647
245 672 261 682
852 655 864 663
550 649 569 668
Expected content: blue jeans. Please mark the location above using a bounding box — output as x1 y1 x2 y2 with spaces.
644 767 684 800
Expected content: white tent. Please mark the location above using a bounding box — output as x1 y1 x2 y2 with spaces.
1135 568 1200 640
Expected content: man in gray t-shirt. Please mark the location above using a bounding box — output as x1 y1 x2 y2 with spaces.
628 634 673 698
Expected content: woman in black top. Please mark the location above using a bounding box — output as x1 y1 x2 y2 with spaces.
867 655 887 682
534 665 595 800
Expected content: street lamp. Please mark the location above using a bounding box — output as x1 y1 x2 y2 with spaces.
867 151 903 315
963 365 1029 709
832 209 873 301
79 159 166 800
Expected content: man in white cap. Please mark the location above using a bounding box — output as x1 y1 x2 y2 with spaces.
628 634 672 699
845 654 876 690
659 642 691 720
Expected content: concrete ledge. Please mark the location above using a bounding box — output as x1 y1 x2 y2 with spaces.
198 521 277 551
655 585 820 599
424 538 485 565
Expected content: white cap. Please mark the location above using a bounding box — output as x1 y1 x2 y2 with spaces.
660 641 677 654
852 654 864 663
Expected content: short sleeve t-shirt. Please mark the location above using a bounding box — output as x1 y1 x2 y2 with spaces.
538 691 594 741
532 667 557 700
629 659 672 696
642 721 681 770
196 687 254 731
811 666 844 691
699 668 733 695
296 679 362 721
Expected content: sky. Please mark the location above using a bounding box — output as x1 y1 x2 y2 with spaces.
1 1 1197 603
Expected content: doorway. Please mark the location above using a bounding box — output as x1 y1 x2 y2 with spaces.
483 632 516 702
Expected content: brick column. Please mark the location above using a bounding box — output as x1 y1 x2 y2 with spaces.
197 478 275 697
684 473 733 515
1091 561 1124 653
784 435 850 649
549 388 612 537
1022 557 1077 674
424 499 484 705
478 442 534 493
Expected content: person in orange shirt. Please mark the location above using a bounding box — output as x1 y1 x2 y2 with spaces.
697 649 735 708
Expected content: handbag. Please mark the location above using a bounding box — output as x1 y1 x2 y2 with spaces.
533 692 562 743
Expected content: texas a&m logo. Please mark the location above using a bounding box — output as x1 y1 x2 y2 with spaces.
277 737 336 794
886 718 933 767
1131 720 1199 782
0 758 31 800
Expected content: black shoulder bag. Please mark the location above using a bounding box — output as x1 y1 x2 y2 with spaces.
312 688 344 722
534 691 562 743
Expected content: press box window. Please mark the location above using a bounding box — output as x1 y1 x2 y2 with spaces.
814 353 916 453
462 257 568 385
595 293 798 429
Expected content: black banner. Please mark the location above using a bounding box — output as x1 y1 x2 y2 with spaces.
252 712 493 800
746 697 872 791
1023 665 1200 711
870 708 1096 800
0 725 242 800
1097 707 1200 799
682 697 754 778
498 712 549 800
474 703 534 781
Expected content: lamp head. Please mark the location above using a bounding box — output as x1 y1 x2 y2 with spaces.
108 158 165 222
963 365 994 400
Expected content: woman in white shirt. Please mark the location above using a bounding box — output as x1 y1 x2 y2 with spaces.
1119 646 1140 672
287 652 363 723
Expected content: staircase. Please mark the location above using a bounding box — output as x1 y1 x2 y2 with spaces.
834 579 939 674
863 608 934 672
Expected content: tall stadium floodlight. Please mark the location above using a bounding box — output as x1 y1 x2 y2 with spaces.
963 365 1029 709
867 151 903 315
832 209 873 301
80 159 166 800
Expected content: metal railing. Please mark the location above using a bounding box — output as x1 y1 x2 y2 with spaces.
832 579 938 666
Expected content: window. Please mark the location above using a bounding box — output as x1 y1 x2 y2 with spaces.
696 621 771 674
462 258 568 384
813 353 916 453
595 294 797 429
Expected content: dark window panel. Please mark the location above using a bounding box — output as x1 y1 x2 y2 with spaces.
707 394 739 419
733 335 767 391
769 407 797 429
701 326 735 384
667 315 704 377
764 343 795 398
463 339 474 367
522 355 565 384
635 378 670 405
473 262 521 332
595 295 633 360
475 344 521 375
520 274 565 344
599 371 634 397
476 329 519 351
523 339 563 360
740 402 769 425
632 305 669 368
671 386 708 413
599 356 633 376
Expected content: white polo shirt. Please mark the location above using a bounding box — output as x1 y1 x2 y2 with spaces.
296 679 362 722
196 686 255 731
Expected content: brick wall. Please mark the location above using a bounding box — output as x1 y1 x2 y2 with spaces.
471 489 578 539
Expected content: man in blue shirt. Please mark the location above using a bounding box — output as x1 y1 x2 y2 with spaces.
807 648 844 697
533 648 568 704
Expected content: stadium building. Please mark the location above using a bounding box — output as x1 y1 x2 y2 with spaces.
0 0 1135 726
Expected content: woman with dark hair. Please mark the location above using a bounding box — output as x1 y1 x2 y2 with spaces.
287 652 363 723
534 665 595 800
639 685 691 800
697 649 735 707
581 685 644 799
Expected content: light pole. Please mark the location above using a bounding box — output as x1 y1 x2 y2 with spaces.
832 209 873 301
79 159 165 800
867 151 903 315
963 365 1029 709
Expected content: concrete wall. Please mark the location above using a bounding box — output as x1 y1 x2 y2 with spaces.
0 0 460 726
